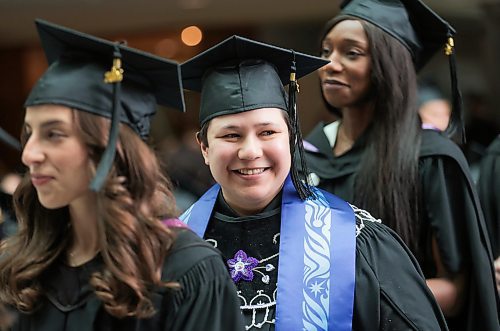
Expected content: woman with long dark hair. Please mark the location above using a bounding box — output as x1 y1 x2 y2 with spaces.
304 1 499 329
0 20 243 330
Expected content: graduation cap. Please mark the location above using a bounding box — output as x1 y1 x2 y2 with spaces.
181 35 328 199
25 19 185 191
338 0 464 141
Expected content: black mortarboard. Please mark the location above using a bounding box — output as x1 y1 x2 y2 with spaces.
181 35 328 199
181 35 328 126
338 0 464 141
25 19 185 191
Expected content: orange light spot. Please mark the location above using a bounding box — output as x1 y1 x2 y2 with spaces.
181 26 202 46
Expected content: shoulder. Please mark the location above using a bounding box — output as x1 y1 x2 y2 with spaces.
350 204 417 267
161 228 223 282
350 205 447 330
350 204 382 238
420 129 467 162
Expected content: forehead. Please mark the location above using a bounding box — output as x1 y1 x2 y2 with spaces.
24 104 74 124
324 19 368 45
209 107 287 128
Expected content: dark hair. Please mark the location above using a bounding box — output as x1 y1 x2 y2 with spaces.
321 16 421 254
0 110 178 318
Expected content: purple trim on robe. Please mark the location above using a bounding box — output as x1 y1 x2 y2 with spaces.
421 123 441 131
162 218 189 229
303 140 319 152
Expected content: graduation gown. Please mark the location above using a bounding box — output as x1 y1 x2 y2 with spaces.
304 121 500 331
477 135 500 257
182 179 447 330
10 228 245 331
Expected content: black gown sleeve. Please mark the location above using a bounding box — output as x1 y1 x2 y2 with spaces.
477 136 500 257
161 229 245 331
420 153 499 330
352 217 448 331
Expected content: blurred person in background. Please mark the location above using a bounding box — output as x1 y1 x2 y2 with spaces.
418 80 452 133
158 128 214 212
0 127 21 239
477 134 500 292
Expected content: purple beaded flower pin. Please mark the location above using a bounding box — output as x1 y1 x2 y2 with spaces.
227 250 259 283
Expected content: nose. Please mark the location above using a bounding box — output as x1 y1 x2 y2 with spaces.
238 135 263 160
22 135 45 167
320 52 343 73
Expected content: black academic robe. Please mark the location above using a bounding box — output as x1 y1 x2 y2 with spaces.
10 229 245 331
478 135 500 257
304 122 500 331
204 193 447 330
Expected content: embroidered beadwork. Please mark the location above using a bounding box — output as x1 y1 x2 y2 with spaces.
240 289 278 330
227 249 279 284
228 250 259 283
349 203 382 237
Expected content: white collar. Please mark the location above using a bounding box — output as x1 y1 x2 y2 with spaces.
323 120 341 148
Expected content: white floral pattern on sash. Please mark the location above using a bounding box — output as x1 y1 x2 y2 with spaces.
302 195 332 331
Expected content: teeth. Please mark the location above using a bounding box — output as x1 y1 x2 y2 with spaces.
238 168 265 175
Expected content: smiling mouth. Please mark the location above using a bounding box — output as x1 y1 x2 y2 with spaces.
235 168 268 175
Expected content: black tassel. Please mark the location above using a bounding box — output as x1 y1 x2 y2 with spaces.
89 45 124 192
288 52 314 200
444 34 465 144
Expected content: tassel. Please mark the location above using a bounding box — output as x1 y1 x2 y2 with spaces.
288 51 314 200
89 45 124 192
444 35 465 144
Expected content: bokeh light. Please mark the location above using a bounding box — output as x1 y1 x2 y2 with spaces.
181 26 203 46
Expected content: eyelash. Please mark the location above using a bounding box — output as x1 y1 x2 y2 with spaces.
220 130 277 139
321 47 363 58
261 130 275 136
48 131 64 139
222 133 240 139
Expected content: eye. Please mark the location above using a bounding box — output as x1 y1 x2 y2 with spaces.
261 130 276 136
320 47 331 58
47 130 65 140
220 133 240 139
346 49 364 59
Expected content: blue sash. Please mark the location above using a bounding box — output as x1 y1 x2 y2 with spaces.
180 175 356 330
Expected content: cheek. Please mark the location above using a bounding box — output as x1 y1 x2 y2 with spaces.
206 143 233 168
273 139 292 168
63 146 90 175
317 67 326 80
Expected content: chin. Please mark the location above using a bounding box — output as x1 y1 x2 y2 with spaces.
37 197 67 209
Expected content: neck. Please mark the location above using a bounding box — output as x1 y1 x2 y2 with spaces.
340 102 375 141
67 193 99 266
333 102 374 156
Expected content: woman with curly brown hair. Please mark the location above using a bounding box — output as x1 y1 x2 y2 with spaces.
0 20 243 331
